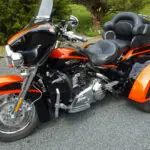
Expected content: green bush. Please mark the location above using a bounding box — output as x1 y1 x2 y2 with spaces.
0 0 38 45
53 0 71 21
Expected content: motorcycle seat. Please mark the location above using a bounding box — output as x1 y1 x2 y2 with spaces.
102 12 150 49
110 39 130 54
83 40 118 65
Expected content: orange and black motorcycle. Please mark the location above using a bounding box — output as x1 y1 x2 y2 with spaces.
0 0 150 142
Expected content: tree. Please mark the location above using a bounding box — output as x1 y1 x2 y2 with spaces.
73 0 145 30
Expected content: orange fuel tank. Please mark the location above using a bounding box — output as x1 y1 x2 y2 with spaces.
50 47 88 60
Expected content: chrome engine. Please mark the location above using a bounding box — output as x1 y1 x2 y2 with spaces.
52 62 108 116
69 79 106 113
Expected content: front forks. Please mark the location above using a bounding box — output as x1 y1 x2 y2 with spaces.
12 67 38 116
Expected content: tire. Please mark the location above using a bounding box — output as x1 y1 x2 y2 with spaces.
131 100 150 113
0 94 39 142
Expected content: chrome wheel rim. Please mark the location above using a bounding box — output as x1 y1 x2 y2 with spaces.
0 94 35 134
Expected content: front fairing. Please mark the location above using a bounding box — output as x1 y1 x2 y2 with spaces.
6 0 56 67
7 23 57 66
8 0 55 46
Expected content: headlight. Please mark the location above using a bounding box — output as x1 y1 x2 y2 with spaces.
11 52 24 67
5 45 14 68
5 45 24 68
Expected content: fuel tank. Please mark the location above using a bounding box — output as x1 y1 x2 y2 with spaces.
50 47 88 60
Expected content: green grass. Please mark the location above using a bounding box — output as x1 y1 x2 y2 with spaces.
0 46 4 55
70 4 99 37
140 4 150 15
0 46 4 63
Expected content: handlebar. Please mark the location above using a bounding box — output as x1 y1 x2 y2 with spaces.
55 22 88 43
72 34 88 42
63 31 88 43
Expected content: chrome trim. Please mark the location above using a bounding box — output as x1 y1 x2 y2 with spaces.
55 88 60 118
5 45 13 57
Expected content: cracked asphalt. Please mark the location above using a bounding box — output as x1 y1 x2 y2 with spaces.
0 59 150 150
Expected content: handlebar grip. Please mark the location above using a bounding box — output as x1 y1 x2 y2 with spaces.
73 35 88 42
81 38 88 43
64 31 88 42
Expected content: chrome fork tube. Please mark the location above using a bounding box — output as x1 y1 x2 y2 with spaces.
12 67 38 115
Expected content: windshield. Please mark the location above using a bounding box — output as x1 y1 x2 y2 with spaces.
36 0 53 21
24 0 54 28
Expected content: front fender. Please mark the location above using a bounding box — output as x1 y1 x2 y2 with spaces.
0 75 40 94
0 75 51 122
129 65 150 103
0 75 23 94
0 75 23 87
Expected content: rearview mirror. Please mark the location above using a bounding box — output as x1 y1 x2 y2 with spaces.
68 15 79 29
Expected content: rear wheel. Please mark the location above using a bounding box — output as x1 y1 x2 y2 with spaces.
132 100 150 113
0 94 39 142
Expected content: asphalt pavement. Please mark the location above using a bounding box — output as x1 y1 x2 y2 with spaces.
0 60 150 150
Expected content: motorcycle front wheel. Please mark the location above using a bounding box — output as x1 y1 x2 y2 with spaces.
0 94 39 142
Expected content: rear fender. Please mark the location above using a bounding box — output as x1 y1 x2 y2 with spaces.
128 65 150 103
0 75 51 122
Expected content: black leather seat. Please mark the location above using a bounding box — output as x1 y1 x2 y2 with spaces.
103 12 150 49
83 40 118 66
110 39 130 54
83 12 150 66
